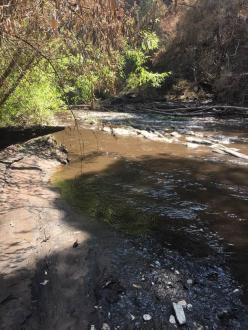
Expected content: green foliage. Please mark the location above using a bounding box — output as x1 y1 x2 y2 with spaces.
0 63 64 126
56 51 120 105
141 31 159 52
0 30 170 126
127 68 170 89
122 31 171 91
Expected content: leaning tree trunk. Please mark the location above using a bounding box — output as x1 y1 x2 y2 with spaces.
0 55 36 108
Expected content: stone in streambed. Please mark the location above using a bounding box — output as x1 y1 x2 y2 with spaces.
173 302 186 325
143 314 152 321
169 315 176 324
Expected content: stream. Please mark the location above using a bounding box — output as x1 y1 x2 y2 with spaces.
53 108 248 309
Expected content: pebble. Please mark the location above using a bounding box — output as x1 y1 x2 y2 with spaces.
187 304 193 311
102 323 111 330
169 315 176 324
133 283 141 289
187 279 193 285
233 288 239 293
143 314 152 321
175 270 180 275
130 314 135 320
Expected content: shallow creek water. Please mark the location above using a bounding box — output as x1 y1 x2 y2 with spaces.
53 112 248 303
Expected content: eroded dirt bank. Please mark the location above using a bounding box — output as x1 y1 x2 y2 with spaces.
0 122 248 329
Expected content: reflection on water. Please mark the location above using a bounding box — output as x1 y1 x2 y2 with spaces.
53 126 248 302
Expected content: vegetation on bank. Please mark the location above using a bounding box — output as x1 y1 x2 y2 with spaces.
0 1 247 126
0 1 170 126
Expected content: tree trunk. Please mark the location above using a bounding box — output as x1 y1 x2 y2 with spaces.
0 56 35 108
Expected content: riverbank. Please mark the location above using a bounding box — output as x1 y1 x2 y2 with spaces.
0 122 248 329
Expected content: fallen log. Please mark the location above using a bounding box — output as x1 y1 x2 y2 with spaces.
211 145 248 160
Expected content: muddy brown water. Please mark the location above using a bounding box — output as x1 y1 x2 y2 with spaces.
53 124 248 304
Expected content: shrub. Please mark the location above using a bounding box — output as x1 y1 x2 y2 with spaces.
0 63 64 126
122 31 171 92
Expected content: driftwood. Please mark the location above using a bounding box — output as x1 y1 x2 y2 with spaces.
185 136 248 160
138 105 248 117
211 144 248 160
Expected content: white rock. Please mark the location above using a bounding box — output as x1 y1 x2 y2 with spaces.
175 270 180 275
233 288 239 293
130 314 135 320
169 314 176 324
143 314 152 321
173 302 186 325
90 326 96 330
187 279 193 285
40 280 49 286
178 300 187 307
171 131 181 138
186 142 199 149
102 323 111 330
155 260 161 267
186 136 212 145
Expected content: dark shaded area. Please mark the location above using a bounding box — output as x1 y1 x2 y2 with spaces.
156 0 248 104
0 126 64 151
55 153 248 304
1 195 248 330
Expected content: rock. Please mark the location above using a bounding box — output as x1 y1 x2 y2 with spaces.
72 240 79 248
233 288 239 294
213 145 248 160
186 136 212 145
143 314 152 321
175 270 180 275
212 147 226 155
178 300 187 307
186 142 199 149
187 304 193 311
90 326 96 330
155 260 161 267
171 131 181 138
132 283 141 289
40 280 49 286
187 279 193 285
102 323 111 330
173 302 186 325
169 315 176 324
130 314 135 320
